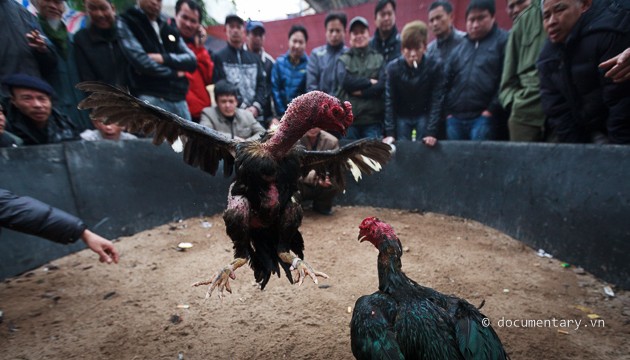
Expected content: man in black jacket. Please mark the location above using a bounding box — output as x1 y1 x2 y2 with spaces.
0 188 119 264
3 74 80 146
383 20 444 146
117 0 197 121
538 0 630 144
442 0 508 141
213 14 266 123
370 0 401 65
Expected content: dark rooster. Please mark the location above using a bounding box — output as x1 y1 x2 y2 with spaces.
77 82 391 298
351 217 509 360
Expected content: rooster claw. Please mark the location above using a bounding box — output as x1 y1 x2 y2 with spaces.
290 258 329 286
192 265 236 300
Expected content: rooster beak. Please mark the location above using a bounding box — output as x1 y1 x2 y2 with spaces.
358 235 366 242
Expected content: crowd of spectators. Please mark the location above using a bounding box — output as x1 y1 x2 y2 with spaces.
1 0 629 147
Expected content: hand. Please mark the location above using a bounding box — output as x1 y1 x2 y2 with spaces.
481 110 492 118
147 53 164 64
317 175 332 188
246 106 259 118
268 118 281 129
26 30 47 53
422 136 437 147
81 229 119 264
351 90 362 96
599 48 630 83
369 78 378 85
382 136 395 144
195 26 207 48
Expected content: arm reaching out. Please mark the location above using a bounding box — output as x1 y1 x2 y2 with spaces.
81 229 120 264
599 48 630 83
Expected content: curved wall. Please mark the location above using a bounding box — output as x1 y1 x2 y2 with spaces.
1 140 628 289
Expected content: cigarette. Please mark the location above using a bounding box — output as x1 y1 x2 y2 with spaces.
413 60 418 69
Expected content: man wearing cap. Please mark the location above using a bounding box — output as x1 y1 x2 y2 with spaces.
307 12 348 97
2 74 80 145
335 16 386 140
212 14 266 125
244 20 276 126
117 0 197 121
370 0 401 65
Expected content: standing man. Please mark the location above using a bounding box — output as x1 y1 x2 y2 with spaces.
336 16 386 140
499 0 547 141
370 0 401 65
174 0 213 123
244 20 276 127
212 14 266 124
117 0 197 121
537 0 630 144
0 0 57 96
442 0 508 141
34 0 91 131
426 1 466 63
306 12 348 96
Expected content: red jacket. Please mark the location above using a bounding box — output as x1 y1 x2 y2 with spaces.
185 42 213 120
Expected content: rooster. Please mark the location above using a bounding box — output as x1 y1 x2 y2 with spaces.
352 217 509 360
77 82 391 298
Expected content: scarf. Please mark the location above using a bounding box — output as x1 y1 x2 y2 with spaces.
39 16 69 59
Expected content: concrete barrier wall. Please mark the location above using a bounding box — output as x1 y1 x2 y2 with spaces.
1 140 628 289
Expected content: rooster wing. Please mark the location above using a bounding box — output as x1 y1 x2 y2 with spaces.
298 139 392 190
77 81 236 177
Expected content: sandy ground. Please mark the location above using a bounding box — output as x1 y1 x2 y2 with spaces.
0 206 628 360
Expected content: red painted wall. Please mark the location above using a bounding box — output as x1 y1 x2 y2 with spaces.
208 0 512 59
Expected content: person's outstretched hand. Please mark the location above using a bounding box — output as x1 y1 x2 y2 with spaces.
81 229 120 264
599 48 630 83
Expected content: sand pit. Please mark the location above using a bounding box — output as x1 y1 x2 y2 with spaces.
0 206 628 359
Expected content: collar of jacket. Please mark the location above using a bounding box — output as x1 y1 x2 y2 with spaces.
373 25 399 46
87 24 118 43
465 22 498 43
437 26 458 46
326 42 346 53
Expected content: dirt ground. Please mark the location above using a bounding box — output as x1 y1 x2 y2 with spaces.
0 206 628 359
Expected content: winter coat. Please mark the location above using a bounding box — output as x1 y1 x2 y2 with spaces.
537 0 630 144
335 47 386 127
5 103 80 145
384 55 445 137
499 2 546 128
182 38 213 120
443 24 508 120
212 44 266 115
370 26 401 65
306 43 347 95
0 0 57 95
0 188 86 244
199 107 265 141
271 52 308 117
118 7 196 101
426 27 466 64
74 24 129 88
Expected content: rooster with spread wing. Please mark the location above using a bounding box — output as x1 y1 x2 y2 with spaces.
77 82 391 298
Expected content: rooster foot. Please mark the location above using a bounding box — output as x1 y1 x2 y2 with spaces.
290 258 329 286
192 265 236 300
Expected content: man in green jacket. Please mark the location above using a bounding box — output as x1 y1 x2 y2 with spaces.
335 16 386 140
499 0 547 142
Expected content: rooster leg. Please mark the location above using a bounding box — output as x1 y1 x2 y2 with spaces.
192 258 248 299
278 251 329 286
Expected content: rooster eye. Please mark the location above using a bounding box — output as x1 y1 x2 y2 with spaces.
331 106 343 118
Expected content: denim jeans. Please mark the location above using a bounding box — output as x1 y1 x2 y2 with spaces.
446 115 494 140
138 95 192 121
345 123 383 140
396 115 427 141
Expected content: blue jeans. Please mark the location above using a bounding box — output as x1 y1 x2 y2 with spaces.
139 95 192 121
396 115 427 141
345 123 383 140
446 115 494 140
